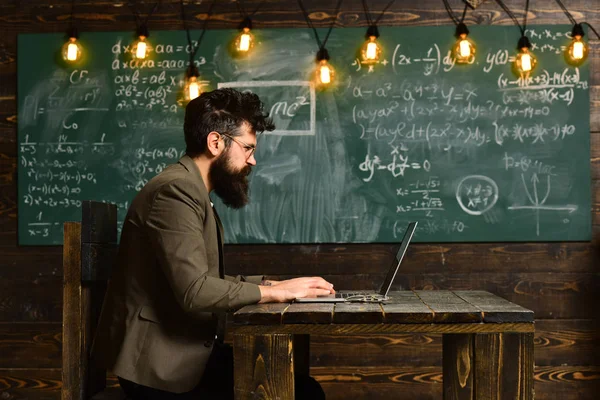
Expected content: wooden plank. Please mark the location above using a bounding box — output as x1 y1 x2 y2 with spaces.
81 201 117 244
306 319 600 368
332 302 385 324
61 221 82 400
233 334 294 400
474 333 502 399
231 323 534 335
502 333 534 400
0 322 61 368
414 291 482 323
81 243 117 282
233 303 289 325
4 319 595 370
283 303 334 324
474 333 534 400
381 290 434 323
0 279 62 322
307 332 444 367
0 369 121 400
453 290 534 322
311 365 600 400
225 241 600 275
82 281 108 397
2 365 598 400
534 319 600 365
0 368 61 400
443 334 474 400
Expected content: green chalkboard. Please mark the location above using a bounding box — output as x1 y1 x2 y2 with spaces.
18 25 591 245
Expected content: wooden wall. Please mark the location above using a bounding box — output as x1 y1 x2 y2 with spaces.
1 1 598 398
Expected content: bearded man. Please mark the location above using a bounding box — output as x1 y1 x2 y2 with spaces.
92 88 333 399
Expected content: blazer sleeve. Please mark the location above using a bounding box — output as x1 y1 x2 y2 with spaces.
145 178 261 314
224 275 265 285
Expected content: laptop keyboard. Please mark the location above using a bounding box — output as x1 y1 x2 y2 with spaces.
336 292 372 298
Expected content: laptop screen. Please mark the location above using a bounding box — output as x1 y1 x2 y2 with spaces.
378 222 418 296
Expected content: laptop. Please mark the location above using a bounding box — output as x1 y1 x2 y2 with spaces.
295 222 418 303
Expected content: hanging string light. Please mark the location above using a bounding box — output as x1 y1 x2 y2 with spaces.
61 0 83 64
180 0 216 102
298 0 343 88
232 1 265 56
553 0 599 66
494 0 537 78
359 0 394 65
129 1 161 60
443 0 476 64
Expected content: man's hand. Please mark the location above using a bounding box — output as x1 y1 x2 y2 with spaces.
258 277 335 303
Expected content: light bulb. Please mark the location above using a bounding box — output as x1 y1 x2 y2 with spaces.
183 65 202 102
565 24 588 66
454 36 476 63
235 27 254 53
316 59 335 85
132 36 148 59
453 23 475 64
361 36 382 64
185 76 201 101
360 26 382 65
571 39 585 59
62 37 82 63
513 36 537 77
314 49 335 87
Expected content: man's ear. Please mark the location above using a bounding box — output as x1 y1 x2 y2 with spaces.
206 131 222 157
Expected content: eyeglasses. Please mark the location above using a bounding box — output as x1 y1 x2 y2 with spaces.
219 132 256 160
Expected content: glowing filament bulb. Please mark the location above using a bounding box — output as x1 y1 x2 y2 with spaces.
135 37 147 59
453 24 475 64
513 36 537 77
320 63 331 84
520 52 532 71
459 39 471 57
361 26 382 65
187 77 200 101
62 37 82 62
236 27 254 52
572 40 584 59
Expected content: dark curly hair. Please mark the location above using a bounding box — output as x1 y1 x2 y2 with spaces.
184 88 275 157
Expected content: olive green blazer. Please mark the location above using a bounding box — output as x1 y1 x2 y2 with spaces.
92 155 262 393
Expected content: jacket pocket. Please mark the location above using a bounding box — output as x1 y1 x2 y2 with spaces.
138 306 161 323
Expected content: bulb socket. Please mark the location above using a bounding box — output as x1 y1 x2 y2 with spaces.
456 22 469 37
316 48 330 62
571 23 585 38
365 25 380 39
517 35 531 50
66 26 79 40
186 64 199 78
136 24 150 38
239 16 253 30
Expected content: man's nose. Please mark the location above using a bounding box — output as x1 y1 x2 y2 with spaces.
247 153 257 166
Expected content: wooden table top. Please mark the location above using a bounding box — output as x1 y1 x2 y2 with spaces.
231 291 534 335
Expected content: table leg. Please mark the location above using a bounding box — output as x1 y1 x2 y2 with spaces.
293 334 310 377
474 333 534 400
443 333 474 400
233 333 295 400
444 332 534 400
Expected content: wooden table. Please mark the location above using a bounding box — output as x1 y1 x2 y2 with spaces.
231 290 534 400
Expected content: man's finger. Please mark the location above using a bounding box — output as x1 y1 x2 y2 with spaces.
307 289 334 297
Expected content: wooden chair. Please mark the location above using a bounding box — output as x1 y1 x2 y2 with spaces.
62 201 125 400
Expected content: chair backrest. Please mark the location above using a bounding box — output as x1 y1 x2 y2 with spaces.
62 201 118 400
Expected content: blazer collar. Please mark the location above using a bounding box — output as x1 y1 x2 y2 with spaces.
178 154 209 197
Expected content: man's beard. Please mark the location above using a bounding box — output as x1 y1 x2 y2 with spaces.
209 151 252 209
